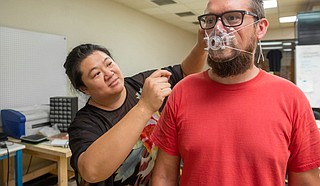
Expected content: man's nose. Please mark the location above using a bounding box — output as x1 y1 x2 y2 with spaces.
214 18 225 31
214 18 227 34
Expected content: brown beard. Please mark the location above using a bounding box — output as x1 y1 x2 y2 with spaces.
207 36 257 78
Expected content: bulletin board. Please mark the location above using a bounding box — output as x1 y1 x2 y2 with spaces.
0 26 67 110
295 45 320 108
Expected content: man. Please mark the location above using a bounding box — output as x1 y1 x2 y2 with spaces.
151 0 320 185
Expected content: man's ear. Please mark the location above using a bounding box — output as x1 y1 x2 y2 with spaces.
256 18 269 40
79 86 90 95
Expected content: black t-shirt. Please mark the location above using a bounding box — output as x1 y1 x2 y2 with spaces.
68 65 183 186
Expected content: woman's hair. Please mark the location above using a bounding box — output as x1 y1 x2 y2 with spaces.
63 44 113 91
250 0 265 19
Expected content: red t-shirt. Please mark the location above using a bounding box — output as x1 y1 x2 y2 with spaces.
152 69 320 186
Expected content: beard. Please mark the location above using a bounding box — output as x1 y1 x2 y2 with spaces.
207 35 257 78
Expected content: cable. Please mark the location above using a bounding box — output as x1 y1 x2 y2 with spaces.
1 141 14 185
26 155 33 174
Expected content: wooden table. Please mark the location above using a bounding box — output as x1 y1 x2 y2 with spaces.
6 137 73 186
0 142 25 186
22 142 73 186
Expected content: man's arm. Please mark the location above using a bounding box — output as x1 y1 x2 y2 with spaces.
288 168 320 186
151 149 181 186
181 28 207 76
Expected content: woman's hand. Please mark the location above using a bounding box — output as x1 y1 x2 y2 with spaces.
138 69 172 114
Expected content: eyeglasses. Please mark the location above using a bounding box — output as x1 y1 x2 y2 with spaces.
198 10 259 30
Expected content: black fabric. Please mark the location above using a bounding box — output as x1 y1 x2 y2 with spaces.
68 65 183 186
267 49 282 72
313 110 320 120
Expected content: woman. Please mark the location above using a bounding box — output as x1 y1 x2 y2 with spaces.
64 30 206 186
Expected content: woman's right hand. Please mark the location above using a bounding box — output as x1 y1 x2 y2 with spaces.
137 69 172 114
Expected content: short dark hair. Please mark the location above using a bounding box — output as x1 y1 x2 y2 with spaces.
250 0 265 19
63 44 113 91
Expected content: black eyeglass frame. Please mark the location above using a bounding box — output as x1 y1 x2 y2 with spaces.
197 10 259 30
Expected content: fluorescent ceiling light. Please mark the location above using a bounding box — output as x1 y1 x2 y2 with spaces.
259 41 283 46
262 46 283 50
283 49 292 52
264 0 277 9
279 16 297 23
282 42 292 46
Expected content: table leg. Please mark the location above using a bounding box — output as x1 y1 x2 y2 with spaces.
57 156 68 186
2 157 8 186
15 150 23 186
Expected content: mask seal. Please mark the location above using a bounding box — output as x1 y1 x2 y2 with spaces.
204 27 235 51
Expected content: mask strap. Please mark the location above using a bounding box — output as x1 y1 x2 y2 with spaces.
256 40 265 63
221 20 262 57
223 45 253 55
204 31 209 50
223 20 261 38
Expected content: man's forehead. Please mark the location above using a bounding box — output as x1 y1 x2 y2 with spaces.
205 0 251 13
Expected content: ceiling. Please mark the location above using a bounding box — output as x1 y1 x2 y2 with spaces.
111 0 320 34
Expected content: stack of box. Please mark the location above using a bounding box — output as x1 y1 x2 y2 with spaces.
49 97 78 132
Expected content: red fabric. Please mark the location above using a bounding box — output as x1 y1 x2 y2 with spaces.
151 69 320 186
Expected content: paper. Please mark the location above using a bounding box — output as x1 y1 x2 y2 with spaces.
50 139 69 147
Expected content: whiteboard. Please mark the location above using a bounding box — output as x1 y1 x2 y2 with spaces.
0 26 67 109
295 45 320 108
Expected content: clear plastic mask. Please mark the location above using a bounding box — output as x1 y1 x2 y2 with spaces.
204 26 236 51
204 20 263 62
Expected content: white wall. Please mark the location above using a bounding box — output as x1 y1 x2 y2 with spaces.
0 0 197 77
0 0 298 73
264 27 295 41
0 0 199 174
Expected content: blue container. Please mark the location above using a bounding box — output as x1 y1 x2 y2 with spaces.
1 109 26 139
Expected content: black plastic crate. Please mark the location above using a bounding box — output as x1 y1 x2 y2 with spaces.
49 97 78 132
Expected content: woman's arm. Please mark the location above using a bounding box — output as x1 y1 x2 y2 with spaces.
77 70 172 183
181 28 208 76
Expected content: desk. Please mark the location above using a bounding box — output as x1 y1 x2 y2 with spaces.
6 137 73 186
0 142 25 186
22 142 73 186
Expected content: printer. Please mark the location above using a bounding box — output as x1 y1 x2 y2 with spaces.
1 105 51 139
